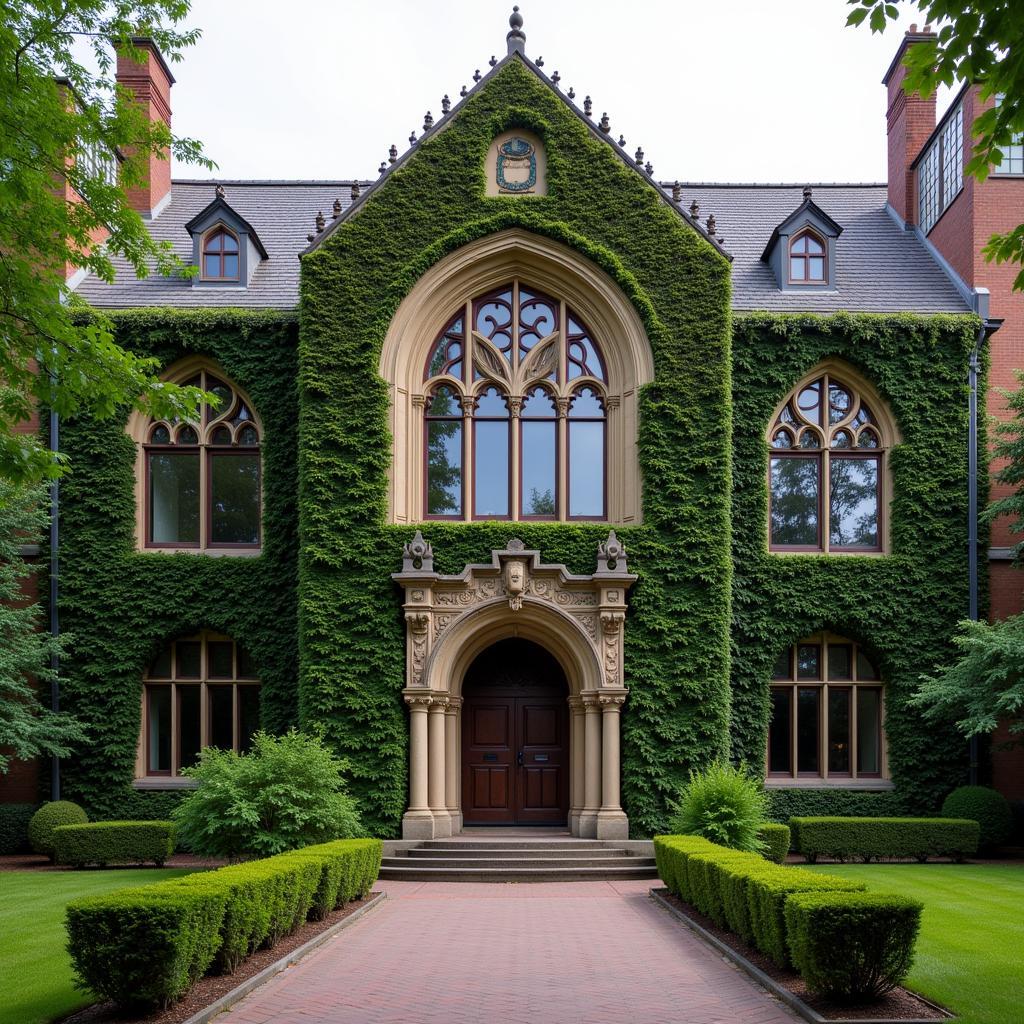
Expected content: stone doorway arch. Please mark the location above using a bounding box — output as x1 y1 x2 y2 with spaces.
393 533 635 839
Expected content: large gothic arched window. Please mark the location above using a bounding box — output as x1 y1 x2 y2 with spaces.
133 362 262 552
422 282 608 520
768 368 895 553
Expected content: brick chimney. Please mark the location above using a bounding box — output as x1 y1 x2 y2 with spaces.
883 25 936 225
115 38 175 217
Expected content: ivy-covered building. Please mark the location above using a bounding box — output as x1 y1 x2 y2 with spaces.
9 13 1022 837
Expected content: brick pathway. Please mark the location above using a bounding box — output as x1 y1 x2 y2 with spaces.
218 879 799 1024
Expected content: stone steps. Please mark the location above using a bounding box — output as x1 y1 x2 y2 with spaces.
379 836 658 882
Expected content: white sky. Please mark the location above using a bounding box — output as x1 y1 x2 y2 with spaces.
167 0 954 183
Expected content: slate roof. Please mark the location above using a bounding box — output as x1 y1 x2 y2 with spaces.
73 179 969 314
668 182 968 313
74 180 360 308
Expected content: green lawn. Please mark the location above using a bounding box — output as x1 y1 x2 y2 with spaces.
806 864 1024 1024
0 868 196 1024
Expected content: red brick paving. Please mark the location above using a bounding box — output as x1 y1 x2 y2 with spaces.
218 879 798 1024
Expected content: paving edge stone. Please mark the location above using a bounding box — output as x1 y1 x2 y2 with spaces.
647 888 953 1024
180 891 387 1024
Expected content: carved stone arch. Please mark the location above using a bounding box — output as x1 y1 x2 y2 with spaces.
393 533 635 839
380 228 655 524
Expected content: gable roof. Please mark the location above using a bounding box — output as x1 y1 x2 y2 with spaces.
303 48 731 262
183 193 269 259
669 182 966 313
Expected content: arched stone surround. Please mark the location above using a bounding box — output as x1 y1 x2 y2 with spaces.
393 533 635 839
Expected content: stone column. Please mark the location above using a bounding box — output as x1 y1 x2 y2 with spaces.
579 693 602 838
596 693 628 839
402 694 434 839
568 696 585 836
428 697 451 838
445 696 462 834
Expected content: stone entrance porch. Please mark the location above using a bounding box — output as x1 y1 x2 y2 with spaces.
393 533 636 840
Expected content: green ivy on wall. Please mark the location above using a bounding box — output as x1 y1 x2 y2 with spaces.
730 312 985 815
298 56 735 837
56 309 300 819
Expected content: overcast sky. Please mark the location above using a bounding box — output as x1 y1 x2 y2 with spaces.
167 0 954 183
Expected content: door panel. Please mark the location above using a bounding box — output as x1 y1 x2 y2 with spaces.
462 693 568 825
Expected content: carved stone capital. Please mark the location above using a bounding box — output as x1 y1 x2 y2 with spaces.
428 696 450 712
507 395 523 417
581 693 603 711
406 611 431 635
445 696 464 712
411 394 428 409
599 692 627 710
567 695 584 712
601 610 626 634
460 394 476 416
404 693 433 710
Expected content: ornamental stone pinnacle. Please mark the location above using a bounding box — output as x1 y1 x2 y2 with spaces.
707 213 716 236
803 185 813 200
315 210 325 233
489 55 497 67
473 69 482 82
507 6 526 56
332 198 342 218
378 161 387 175
567 86 575 99
409 129 417 144
672 181 681 203
645 161 653 175
618 134 626 147
690 199 700 218
423 111 434 131
401 530 434 573
389 144 398 163
552 70 560 87
583 95 592 117
460 84 468 97
215 183 225 199
350 182 360 201
441 94 451 114
598 112 610 133
634 146 644 165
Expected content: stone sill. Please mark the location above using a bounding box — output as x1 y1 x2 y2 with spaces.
132 777 198 790
764 778 894 791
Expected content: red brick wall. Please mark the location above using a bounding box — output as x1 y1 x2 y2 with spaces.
115 41 173 216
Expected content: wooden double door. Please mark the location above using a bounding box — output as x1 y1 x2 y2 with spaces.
461 640 570 826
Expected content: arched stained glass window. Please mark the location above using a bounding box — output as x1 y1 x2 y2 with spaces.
422 280 607 521
144 365 262 550
768 370 891 553
202 227 240 281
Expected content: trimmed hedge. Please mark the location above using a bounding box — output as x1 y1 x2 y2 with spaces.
0 803 36 854
66 838 382 1006
654 835 867 970
757 823 790 864
941 786 1013 851
790 816 979 863
28 801 88 859
67 885 226 1009
54 821 176 868
785 891 923 1000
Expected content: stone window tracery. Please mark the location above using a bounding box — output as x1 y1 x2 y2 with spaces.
139 363 262 551
422 281 608 520
768 368 894 553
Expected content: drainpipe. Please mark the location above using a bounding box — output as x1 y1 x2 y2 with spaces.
967 288 1001 786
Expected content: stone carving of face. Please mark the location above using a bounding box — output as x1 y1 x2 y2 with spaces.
506 559 526 595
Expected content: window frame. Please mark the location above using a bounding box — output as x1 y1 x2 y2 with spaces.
918 102 964 234
786 228 828 286
420 279 610 523
767 367 892 555
200 226 241 282
134 362 264 554
766 633 887 784
140 632 259 780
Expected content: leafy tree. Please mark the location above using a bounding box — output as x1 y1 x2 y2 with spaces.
847 1 1024 287
986 369 1024 563
0 479 83 771
174 730 365 859
1 1 213 483
911 616 1024 749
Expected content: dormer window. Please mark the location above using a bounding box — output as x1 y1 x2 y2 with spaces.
789 229 827 284
202 227 240 281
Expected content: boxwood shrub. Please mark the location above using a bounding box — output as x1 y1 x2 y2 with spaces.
790 816 979 863
53 821 175 868
785 890 923 1000
66 837 382 1005
28 800 88 859
653 835 717 901
941 786 1013 851
757 822 790 864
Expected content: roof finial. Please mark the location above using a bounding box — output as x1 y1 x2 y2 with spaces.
598 112 610 133
215 183 225 200
378 161 387 175
706 213 716 237
567 86 575 100
473 68 482 82
618 134 626 147
460 84 468 97
803 184 813 200
551 70 560 87
634 146 644 165
332 198 342 218
583 95 592 117
689 199 700 219
536 55 544 67
441 94 451 114
350 182 360 201
645 161 653 175
423 110 434 131
389 144 398 164
409 129 417 145
489 55 497 67
507 5 526 56
672 181 681 203
315 210 325 233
